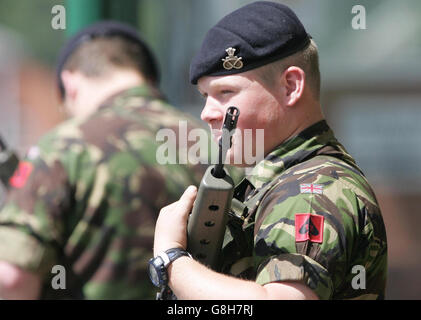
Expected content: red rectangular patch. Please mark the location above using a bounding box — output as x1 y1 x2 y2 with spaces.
295 213 324 243
9 161 33 189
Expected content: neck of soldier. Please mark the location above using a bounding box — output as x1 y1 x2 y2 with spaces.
266 92 325 158
289 100 324 138
68 69 146 119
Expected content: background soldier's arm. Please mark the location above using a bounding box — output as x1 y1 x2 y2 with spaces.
0 133 73 298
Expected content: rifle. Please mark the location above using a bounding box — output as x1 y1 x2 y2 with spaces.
155 107 239 300
0 136 19 189
187 106 239 271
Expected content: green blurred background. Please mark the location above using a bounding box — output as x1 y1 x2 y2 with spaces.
0 0 420 299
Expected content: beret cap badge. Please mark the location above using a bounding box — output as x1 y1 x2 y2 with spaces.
189 2 311 84
222 47 243 70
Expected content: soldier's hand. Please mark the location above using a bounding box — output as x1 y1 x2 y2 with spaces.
153 185 197 256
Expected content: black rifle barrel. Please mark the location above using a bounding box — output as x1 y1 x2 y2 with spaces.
213 106 240 178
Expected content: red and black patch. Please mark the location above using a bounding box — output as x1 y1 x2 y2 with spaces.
9 161 33 189
295 213 324 243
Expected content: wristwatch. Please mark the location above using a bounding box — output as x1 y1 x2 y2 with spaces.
148 248 191 288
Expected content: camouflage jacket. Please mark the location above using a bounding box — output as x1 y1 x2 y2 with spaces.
0 85 210 299
222 120 387 300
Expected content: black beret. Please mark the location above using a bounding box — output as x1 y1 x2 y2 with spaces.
190 1 311 84
56 20 159 99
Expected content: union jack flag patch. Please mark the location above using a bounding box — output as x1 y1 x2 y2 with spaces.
300 183 323 194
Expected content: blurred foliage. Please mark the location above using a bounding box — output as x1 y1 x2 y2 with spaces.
0 0 66 64
0 0 420 104
1 0 420 66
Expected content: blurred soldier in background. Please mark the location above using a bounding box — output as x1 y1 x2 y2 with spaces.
0 21 210 299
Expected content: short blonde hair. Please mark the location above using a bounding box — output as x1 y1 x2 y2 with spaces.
254 39 321 100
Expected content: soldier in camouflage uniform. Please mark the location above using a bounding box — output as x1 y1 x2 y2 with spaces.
152 2 387 300
0 22 210 299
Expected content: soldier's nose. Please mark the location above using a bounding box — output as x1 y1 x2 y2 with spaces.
200 102 224 125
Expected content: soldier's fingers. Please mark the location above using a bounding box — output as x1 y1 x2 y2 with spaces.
175 185 197 218
160 201 178 214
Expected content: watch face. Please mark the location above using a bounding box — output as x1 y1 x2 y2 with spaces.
148 257 165 287
148 262 160 287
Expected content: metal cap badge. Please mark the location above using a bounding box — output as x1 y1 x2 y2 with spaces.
222 47 243 70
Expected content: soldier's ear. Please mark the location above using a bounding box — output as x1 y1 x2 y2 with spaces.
60 70 79 103
281 66 305 108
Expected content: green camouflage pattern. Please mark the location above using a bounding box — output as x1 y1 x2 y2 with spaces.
0 85 214 299
222 120 387 300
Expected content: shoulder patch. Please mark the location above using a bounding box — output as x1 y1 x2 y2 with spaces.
9 161 33 189
295 213 324 243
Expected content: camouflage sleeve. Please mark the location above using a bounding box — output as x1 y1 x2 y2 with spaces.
253 189 342 300
253 163 386 300
256 253 334 299
0 131 73 276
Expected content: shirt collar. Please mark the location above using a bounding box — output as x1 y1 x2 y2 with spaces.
98 84 165 110
246 120 357 190
115 84 164 101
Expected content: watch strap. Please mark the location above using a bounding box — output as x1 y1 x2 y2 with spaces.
161 248 191 267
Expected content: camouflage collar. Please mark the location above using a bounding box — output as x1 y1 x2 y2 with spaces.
245 120 357 190
115 84 165 101
98 84 165 110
